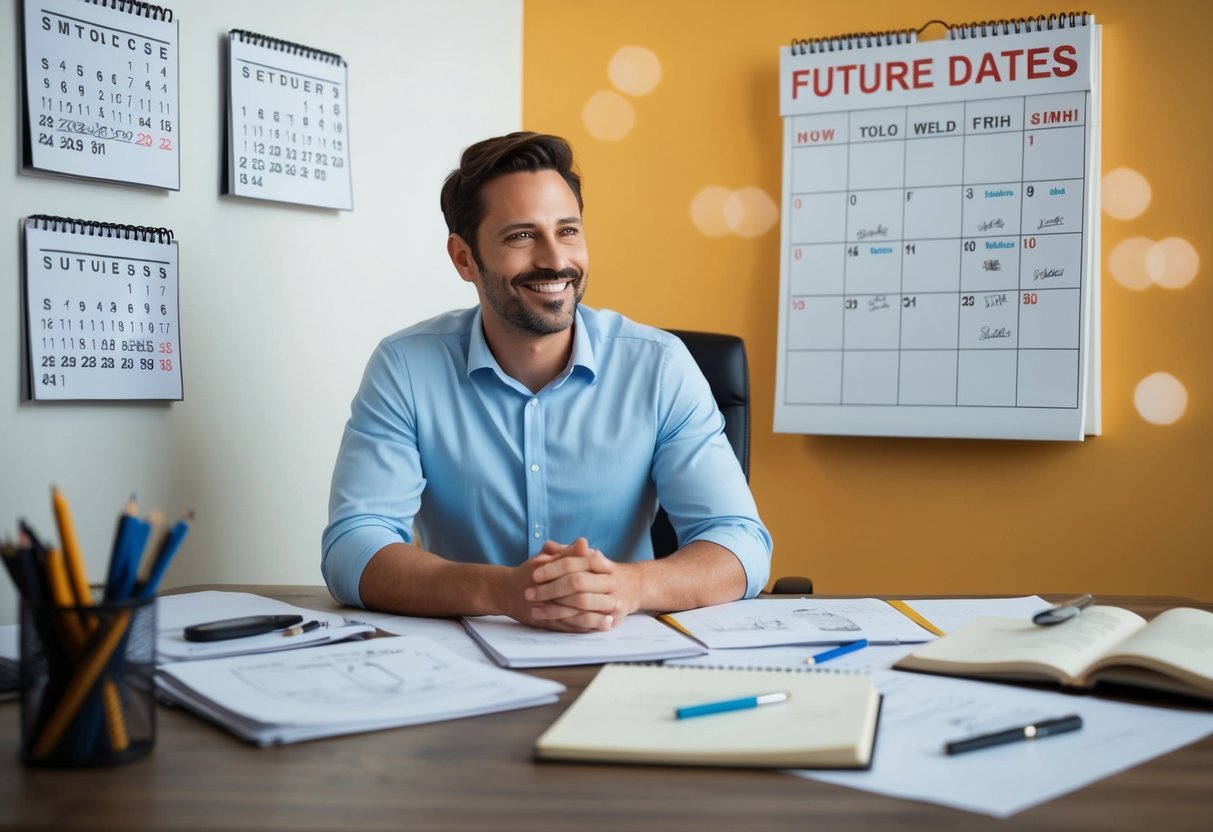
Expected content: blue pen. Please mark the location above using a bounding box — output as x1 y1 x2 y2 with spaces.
675 692 789 720
806 638 869 666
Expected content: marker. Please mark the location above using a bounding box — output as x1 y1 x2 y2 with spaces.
675 692 789 720
944 714 1083 755
806 638 869 666
282 620 323 637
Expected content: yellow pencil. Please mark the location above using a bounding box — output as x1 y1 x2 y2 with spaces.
32 609 131 759
51 486 91 608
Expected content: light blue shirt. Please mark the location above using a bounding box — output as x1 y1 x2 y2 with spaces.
322 305 772 608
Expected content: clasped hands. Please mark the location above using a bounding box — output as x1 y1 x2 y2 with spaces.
512 537 642 633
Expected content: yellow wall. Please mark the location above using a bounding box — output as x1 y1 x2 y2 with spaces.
524 0 1212 599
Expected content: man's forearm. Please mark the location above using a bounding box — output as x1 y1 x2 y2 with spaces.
629 540 748 612
358 541 514 617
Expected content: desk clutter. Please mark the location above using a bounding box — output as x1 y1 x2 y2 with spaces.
1 580 1212 816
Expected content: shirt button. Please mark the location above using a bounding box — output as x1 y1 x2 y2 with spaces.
530 463 540 472
533 531 542 539
529 398 538 408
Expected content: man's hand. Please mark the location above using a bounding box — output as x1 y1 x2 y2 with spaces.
524 538 643 632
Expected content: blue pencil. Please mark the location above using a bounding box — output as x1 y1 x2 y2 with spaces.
136 513 192 598
806 638 869 666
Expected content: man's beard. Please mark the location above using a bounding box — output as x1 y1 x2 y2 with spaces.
480 266 586 336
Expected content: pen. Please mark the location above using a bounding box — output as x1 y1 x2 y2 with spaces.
282 620 322 637
1033 594 1095 626
806 638 869 666
944 714 1083 755
675 692 789 720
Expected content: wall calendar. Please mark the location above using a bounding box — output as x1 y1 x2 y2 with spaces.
225 29 353 210
22 216 183 402
21 0 180 190
776 14 1101 440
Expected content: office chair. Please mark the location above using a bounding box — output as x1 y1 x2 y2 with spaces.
650 329 812 595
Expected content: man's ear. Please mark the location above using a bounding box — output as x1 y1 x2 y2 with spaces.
447 234 478 284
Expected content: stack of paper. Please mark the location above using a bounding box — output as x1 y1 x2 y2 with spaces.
462 613 707 668
156 590 375 661
156 634 565 745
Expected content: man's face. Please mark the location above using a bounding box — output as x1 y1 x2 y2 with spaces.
469 169 588 337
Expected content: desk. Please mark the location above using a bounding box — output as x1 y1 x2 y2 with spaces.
2 588 1211 831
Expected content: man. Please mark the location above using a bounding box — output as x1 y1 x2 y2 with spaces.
322 132 770 632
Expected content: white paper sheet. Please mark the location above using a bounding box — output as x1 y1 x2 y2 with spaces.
798 669 1213 817
900 595 1049 633
346 609 492 664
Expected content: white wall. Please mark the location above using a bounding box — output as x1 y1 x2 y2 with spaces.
0 0 522 623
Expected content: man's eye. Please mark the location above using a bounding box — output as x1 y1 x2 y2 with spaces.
505 232 533 242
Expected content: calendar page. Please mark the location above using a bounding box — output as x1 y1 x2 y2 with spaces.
21 0 180 190
775 18 1100 440
225 30 353 210
23 218 183 401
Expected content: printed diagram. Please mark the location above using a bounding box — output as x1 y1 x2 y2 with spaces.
703 605 862 634
233 646 458 706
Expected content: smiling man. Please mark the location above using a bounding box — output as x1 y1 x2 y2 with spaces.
322 132 771 632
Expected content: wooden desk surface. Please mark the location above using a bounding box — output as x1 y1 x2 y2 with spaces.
2 589 1210 832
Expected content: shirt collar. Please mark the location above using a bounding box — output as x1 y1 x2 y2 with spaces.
465 307 598 390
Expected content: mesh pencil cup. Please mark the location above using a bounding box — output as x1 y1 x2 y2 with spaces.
19 589 156 766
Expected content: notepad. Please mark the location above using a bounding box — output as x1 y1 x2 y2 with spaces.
462 613 706 668
535 664 881 768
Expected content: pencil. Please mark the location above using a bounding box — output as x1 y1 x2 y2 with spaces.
137 512 192 598
31 609 132 759
51 486 91 608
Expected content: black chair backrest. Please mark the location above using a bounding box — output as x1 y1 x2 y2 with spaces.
651 330 750 558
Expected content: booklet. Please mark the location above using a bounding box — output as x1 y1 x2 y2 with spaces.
461 613 707 668
894 606 1213 702
662 597 934 650
156 634 565 745
535 664 881 768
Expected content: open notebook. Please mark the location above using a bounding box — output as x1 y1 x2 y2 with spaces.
535 664 881 768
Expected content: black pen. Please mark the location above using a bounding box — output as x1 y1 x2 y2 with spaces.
944 715 1083 755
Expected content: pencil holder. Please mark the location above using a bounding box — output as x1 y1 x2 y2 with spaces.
19 590 156 767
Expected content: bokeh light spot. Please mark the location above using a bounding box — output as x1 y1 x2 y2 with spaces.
1134 372 1188 425
608 46 662 97
581 90 635 142
724 187 779 238
690 187 733 237
1146 237 1200 289
1107 237 1155 291
1102 167 1152 221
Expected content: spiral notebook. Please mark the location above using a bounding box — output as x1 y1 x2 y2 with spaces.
21 215 182 401
775 13 1101 440
224 29 353 209
535 664 881 769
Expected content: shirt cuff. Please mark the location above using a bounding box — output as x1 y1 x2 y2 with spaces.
690 525 773 599
322 527 405 608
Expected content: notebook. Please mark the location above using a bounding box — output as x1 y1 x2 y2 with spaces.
535 664 881 768
462 613 706 668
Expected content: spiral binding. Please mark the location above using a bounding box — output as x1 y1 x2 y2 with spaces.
84 0 173 22
26 215 174 244
621 661 864 675
949 12 1092 39
790 12 1092 53
791 28 916 56
230 29 346 66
